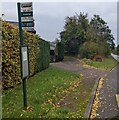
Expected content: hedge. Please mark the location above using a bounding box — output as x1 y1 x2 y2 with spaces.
35 38 50 72
55 42 64 62
2 21 50 89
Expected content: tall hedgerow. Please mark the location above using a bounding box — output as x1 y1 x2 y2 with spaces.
2 21 49 89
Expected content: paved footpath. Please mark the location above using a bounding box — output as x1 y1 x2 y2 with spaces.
95 64 119 119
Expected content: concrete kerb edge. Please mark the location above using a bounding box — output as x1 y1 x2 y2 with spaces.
84 77 101 120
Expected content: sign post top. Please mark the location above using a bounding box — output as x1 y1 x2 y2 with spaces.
21 2 32 8
18 2 36 33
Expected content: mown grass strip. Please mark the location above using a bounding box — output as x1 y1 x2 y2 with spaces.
2 67 81 118
91 57 117 70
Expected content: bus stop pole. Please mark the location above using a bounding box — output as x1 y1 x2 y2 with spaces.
17 2 27 109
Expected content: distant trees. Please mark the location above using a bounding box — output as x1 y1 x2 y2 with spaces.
89 15 115 50
60 13 89 55
60 13 115 58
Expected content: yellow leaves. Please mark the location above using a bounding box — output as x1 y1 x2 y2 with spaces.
48 99 53 104
39 79 81 116
98 78 104 89
69 80 81 91
90 78 105 119
2 21 40 89
80 74 83 77
52 94 56 97
64 82 67 85
26 105 33 112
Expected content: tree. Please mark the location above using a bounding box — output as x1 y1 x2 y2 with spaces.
90 15 115 50
60 13 115 58
60 12 89 55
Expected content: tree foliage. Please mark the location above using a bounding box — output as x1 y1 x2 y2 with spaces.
60 12 89 55
89 15 115 49
60 13 115 57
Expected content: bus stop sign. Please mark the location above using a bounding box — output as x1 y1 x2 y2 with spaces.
20 45 29 79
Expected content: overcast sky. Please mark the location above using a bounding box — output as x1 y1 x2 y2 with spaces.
1 2 118 45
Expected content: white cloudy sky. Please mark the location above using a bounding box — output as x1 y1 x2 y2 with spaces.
1 1 118 45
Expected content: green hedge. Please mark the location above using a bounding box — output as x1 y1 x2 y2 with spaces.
55 42 64 62
35 38 50 72
2 21 50 89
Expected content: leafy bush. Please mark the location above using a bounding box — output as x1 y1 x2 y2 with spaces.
2 21 50 89
55 42 64 62
82 58 93 65
79 41 110 59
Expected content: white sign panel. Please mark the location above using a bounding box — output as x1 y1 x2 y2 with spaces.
21 46 29 79
22 27 34 31
21 7 33 12
21 2 33 22
21 2 32 8
21 17 33 22
23 51 27 61
20 2 35 32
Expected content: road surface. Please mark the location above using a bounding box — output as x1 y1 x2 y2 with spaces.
95 64 119 118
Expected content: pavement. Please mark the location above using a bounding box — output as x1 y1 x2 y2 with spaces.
51 57 108 78
95 64 119 119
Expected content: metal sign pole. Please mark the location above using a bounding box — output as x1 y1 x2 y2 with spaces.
17 2 27 109
17 3 24 45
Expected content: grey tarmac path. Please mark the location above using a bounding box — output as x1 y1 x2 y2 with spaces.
95 64 119 119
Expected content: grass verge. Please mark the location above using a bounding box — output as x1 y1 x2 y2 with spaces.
2 66 92 118
91 57 117 70
82 57 117 70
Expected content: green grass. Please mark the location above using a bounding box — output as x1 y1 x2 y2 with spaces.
2 66 95 118
0 95 2 120
2 67 81 118
90 57 117 70
81 57 117 70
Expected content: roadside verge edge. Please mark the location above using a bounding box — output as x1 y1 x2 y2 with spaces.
84 77 101 119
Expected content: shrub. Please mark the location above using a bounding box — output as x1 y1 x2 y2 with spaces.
55 42 64 62
35 38 50 72
79 41 110 59
82 58 93 65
